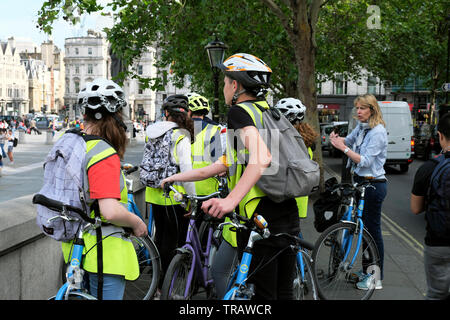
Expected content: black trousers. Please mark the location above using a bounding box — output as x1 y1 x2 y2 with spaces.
152 203 190 287
236 210 300 300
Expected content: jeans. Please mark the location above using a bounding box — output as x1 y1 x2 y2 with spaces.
86 272 126 300
424 245 450 300
0 143 6 158
354 175 387 280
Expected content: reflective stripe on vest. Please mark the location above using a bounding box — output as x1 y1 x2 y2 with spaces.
191 123 221 195
62 138 139 281
145 129 188 205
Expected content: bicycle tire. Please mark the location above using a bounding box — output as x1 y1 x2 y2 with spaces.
161 252 195 300
294 250 319 300
123 235 161 300
312 222 380 300
49 291 97 300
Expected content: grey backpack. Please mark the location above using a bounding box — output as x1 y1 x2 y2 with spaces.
236 102 320 203
35 130 89 241
140 129 180 188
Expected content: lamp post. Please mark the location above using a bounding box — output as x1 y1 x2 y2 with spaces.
446 14 450 103
205 36 227 122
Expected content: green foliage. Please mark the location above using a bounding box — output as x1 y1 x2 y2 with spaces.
36 0 450 102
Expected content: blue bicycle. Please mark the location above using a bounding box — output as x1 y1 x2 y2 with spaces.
34 166 161 300
312 180 381 300
220 213 316 300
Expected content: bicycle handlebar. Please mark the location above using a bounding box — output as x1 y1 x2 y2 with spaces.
121 163 139 175
32 194 96 224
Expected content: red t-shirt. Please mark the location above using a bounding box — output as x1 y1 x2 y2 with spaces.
88 154 122 200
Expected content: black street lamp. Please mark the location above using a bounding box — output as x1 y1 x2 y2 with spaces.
205 36 227 122
446 14 450 103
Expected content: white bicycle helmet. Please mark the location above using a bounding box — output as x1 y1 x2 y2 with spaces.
218 53 272 89
78 78 127 114
274 97 307 123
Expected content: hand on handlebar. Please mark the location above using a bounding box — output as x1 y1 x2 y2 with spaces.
201 198 236 219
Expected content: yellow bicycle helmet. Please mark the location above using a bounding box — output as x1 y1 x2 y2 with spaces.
188 95 210 113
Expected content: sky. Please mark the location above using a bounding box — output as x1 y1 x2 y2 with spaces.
0 0 113 50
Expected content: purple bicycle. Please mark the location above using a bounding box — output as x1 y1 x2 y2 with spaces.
160 177 228 300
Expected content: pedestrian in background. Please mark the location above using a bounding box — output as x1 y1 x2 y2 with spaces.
411 113 450 300
330 93 388 290
0 128 7 158
6 128 14 165
30 118 41 135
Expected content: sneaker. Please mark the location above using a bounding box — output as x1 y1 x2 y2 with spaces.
356 274 382 290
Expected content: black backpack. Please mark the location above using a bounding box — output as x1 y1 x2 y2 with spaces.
426 153 450 239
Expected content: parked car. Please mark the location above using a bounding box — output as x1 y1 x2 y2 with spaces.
414 123 434 160
35 115 64 130
321 121 348 157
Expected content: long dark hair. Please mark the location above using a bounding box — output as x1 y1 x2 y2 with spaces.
167 110 194 143
84 108 127 158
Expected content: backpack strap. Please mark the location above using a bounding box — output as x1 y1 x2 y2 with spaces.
91 199 104 300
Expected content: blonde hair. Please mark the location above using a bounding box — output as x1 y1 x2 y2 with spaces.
353 94 386 128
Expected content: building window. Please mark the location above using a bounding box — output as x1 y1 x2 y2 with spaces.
138 84 143 95
368 76 377 94
88 64 93 74
75 65 80 74
335 75 347 95
74 80 80 93
75 47 79 55
88 47 92 55
138 64 143 75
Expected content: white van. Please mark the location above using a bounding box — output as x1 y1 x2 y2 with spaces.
348 101 414 172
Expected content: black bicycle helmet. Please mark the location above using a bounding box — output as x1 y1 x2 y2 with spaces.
162 94 189 113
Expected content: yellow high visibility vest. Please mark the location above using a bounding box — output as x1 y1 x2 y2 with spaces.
62 137 139 280
221 101 270 247
296 147 313 218
191 121 221 195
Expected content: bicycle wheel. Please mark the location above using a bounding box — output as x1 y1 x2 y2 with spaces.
312 222 380 300
294 250 318 300
49 291 97 300
123 235 161 300
161 252 195 300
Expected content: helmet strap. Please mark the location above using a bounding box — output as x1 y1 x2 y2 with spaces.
112 114 128 132
231 88 247 105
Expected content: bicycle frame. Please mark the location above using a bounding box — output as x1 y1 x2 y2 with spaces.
223 230 264 300
55 226 94 300
178 211 215 298
338 185 368 271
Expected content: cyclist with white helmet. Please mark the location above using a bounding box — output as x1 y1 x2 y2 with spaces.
64 78 148 299
162 53 300 300
274 98 319 219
